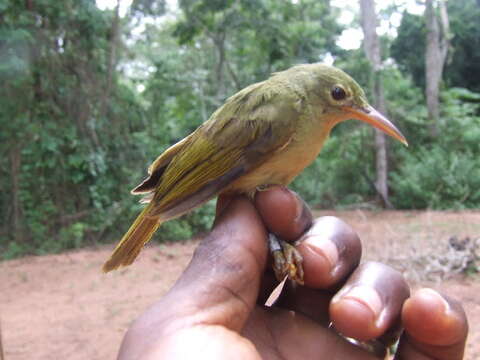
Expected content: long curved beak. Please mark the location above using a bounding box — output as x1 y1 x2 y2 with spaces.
343 105 408 146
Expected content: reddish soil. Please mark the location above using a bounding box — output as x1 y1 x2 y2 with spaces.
1 210 479 359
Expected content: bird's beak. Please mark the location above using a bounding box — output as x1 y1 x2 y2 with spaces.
343 105 408 146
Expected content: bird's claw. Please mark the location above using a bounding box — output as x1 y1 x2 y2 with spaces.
269 234 304 285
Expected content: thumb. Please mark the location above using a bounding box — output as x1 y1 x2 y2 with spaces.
137 196 268 335
179 195 268 329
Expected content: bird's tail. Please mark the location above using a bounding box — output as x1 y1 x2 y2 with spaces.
102 203 160 272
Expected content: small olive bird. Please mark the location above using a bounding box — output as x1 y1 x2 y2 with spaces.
103 63 407 283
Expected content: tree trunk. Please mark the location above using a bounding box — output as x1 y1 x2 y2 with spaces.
359 0 392 208
213 32 227 101
102 0 121 119
10 145 24 242
425 0 450 137
373 77 392 208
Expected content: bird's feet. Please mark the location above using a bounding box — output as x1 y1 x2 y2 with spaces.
268 233 304 285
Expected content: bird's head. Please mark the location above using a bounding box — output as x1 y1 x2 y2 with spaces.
304 64 408 146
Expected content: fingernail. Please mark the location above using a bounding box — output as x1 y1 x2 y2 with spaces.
303 234 339 272
333 285 383 321
291 191 311 226
416 288 451 316
292 192 303 222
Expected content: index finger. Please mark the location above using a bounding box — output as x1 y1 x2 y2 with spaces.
254 186 313 240
254 186 362 289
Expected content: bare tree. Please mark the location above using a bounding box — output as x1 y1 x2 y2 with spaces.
359 0 392 208
425 0 450 137
10 145 23 243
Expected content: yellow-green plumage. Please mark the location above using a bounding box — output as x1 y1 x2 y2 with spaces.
103 63 406 272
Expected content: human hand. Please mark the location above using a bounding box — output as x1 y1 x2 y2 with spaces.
118 186 468 359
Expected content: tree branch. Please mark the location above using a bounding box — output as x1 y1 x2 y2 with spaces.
55 210 91 226
438 0 450 63
225 58 241 91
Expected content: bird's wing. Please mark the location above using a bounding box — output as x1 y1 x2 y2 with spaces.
131 134 193 194
149 82 304 219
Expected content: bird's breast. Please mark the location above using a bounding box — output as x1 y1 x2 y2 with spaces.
226 124 330 195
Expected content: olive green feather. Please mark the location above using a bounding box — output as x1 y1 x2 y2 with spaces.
147 80 301 217
102 63 405 272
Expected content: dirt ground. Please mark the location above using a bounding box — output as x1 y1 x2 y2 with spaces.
1 210 479 359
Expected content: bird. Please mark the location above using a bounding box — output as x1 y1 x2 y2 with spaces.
102 63 407 283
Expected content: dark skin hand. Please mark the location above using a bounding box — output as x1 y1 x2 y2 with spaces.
118 186 468 359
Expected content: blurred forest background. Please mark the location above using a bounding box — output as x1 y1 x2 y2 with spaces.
1 0 480 258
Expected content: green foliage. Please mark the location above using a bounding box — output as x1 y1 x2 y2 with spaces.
156 201 215 242
131 0 166 17
3 241 28 260
390 0 480 92
445 0 480 92
2 0 480 259
292 125 375 208
390 11 426 89
172 0 342 87
294 68 480 211
391 146 480 209
391 88 480 209
0 0 146 257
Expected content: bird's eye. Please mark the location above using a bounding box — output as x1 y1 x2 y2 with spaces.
331 86 347 101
